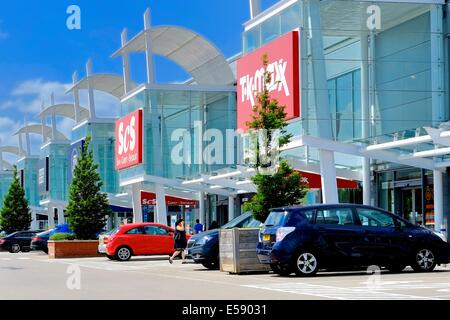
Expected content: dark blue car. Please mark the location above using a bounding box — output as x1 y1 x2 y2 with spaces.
257 204 450 277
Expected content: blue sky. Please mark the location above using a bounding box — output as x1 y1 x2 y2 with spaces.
0 0 277 161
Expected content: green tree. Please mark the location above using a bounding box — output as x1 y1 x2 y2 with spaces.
0 166 32 234
65 136 111 240
243 54 308 222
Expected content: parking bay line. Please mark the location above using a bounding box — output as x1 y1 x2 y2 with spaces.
244 282 440 300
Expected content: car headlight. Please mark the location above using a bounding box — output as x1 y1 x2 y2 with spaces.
196 236 211 245
434 231 447 242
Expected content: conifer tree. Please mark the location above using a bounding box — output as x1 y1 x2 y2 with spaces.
0 166 32 234
65 136 111 240
243 54 308 222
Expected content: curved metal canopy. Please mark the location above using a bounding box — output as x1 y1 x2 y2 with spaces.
14 125 69 142
39 104 90 121
67 74 138 98
1 161 13 171
0 146 25 157
112 26 235 86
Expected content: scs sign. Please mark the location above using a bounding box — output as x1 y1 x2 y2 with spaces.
237 30 300 131
115 109 143 170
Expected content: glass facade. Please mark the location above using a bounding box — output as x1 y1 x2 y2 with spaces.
119 88 237 183
244 1 441 142
243 1 302 53
17 158 40 207
0 171 13 209
73 122 118 194
40 143 69 202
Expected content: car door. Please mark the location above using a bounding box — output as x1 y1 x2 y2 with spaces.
16 232 30 248
354 207 403 265
144 226 174 254
142 226 162 254
314 206 365 268
122 227 146 255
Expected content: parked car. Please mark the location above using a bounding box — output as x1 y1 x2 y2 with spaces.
30 229 54 253
187 212 262 269
257 204 450 277
49 224 73 237
100 223 191 262
0 230 45 253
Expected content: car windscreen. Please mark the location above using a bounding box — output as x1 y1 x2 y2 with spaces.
221 213 252 229
36 230 54 237
264 210 290 227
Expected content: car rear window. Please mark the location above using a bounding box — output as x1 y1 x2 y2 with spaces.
265 211 290 227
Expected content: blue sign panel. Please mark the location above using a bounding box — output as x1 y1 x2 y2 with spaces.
68 140 85 184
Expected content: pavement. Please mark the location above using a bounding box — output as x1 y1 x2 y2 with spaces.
1 251 450 300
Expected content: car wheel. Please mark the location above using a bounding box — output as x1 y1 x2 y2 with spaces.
106 254 116 261
412 248 436 272
9 244 21 253
201 257 220 270
115 247 132 262
294 250 319 277
385 264 406 273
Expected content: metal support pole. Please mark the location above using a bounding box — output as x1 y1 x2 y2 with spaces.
57 206 65 225
131 184 143 223
434 170 444 233
361 31 371 205
431 4 445 126
51 93 57 142
72 71 81 124
228 196 235 222
144 9 155 84
155 184 168 225
86 59 96 121
121 28 132 95
24 115 31 155
199 192 206 228
47 205 55 229
249 0 261 19
319 149 339 204
18 133 24 157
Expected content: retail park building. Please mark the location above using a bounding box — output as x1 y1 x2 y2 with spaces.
0 0 449 236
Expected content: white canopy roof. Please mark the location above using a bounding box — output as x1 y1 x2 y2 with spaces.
0 146 25 157
39 104 90 121
112 26 235 86
14 125 69 142
67 74 137 99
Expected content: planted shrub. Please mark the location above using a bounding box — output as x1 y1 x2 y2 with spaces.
50 233 76 241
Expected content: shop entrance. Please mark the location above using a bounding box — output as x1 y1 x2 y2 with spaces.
399 188 422 225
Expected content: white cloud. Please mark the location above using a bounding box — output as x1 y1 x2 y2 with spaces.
0 79 122 158
0 116 22 164
1 78 121 119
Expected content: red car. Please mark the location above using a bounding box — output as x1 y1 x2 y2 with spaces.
100 223 191 261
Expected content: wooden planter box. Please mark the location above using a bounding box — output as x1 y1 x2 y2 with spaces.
48 240 102 259
219 228 270 274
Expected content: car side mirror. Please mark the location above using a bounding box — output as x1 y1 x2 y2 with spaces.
168 232 174 237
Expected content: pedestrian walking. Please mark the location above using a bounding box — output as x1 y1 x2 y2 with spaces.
209 220 218 230
169 218 188 264
194 219 203 234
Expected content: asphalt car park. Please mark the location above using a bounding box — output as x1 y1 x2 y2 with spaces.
1 251 450 300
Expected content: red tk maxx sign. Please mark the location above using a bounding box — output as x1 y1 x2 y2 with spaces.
115 109 143 170
237 30 300 131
